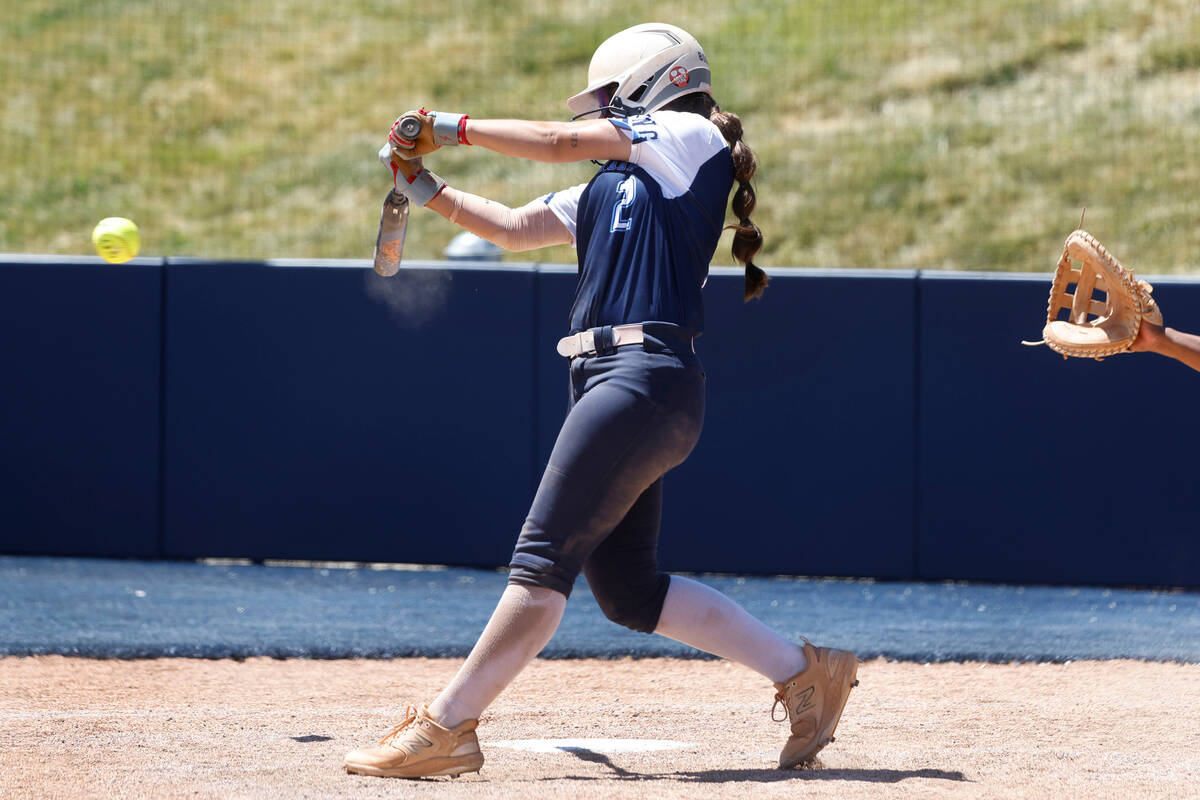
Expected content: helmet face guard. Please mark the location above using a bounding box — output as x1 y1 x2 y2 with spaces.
568 84 616 120
567 23 713 119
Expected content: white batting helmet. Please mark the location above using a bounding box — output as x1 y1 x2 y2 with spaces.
566 23 713 119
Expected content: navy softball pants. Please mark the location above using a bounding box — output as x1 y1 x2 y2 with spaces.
508 325 705 633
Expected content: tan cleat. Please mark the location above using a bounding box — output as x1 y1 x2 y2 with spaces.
772 640 859 769
344 705 484 779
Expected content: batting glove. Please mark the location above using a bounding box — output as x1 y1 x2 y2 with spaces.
388 109 470 159
377 143 446 206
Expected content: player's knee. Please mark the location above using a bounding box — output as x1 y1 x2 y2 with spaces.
589 573 670 634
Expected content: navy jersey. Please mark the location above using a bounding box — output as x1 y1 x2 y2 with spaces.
542 110 733 335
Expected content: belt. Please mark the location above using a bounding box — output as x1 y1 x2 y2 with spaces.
556 324 645 359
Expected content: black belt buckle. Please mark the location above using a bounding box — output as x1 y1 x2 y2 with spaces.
589 325 617 356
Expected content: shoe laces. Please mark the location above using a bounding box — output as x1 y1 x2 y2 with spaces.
380 705 420 745
771 638 813 722
771 695 786 722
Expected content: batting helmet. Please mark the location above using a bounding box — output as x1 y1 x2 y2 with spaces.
566 23 713 119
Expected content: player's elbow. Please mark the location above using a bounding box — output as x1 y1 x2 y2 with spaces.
490 231 521 252
491 230 537 253
484 225 531 253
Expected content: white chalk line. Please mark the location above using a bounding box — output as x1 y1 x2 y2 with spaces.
489 738 692 754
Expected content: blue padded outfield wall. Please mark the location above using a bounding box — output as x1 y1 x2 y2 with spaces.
0 256 163 558
919 272 1200 587
1 255 1197 587
160 259 535 567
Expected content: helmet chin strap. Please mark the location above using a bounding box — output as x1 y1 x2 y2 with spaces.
569 97 645 122
569 107 607 121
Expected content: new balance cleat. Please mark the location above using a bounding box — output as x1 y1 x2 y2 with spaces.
345 705 484 779
772 640 859 769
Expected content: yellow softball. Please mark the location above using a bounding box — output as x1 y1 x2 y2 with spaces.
91 217 140 263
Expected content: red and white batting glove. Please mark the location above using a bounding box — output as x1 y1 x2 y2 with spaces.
388 109 470 159
377 143 445 206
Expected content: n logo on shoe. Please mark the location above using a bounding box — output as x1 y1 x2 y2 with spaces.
793 686 816 715
402 733 436 755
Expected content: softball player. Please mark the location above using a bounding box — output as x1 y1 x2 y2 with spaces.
345 23 858 779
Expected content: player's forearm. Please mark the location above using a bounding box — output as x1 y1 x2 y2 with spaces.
462 119 561 161
1155 327 1200 374
427 187 571 252
425 188 513 246
464 119 630 164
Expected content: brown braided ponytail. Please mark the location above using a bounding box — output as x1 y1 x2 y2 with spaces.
662 93 768 301
709 108 767 301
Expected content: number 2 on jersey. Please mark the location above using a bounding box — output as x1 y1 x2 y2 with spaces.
610 176 637 233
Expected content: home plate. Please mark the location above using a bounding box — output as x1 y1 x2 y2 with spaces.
490 738 691 754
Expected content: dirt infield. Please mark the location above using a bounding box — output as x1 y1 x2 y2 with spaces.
2 656 1197 800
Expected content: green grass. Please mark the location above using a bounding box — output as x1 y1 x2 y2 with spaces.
1 0 1198 272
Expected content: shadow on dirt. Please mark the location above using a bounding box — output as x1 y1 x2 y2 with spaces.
556 748 969 784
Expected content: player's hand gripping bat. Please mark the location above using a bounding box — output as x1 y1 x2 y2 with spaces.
372 115 423 277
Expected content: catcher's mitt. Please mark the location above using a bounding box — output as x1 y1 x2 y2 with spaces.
1022 229 1162 359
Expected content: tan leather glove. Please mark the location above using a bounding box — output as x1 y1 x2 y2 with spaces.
1023 229 1163 360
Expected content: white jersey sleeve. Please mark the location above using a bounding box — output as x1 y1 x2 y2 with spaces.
611 110 729 199
539 183 588 245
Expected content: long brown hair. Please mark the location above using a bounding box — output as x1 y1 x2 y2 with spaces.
664 93 768 301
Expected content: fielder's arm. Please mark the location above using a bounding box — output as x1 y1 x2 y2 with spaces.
1131 323 1200 374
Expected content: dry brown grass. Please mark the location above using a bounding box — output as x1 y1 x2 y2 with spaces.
1 0 1197 271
